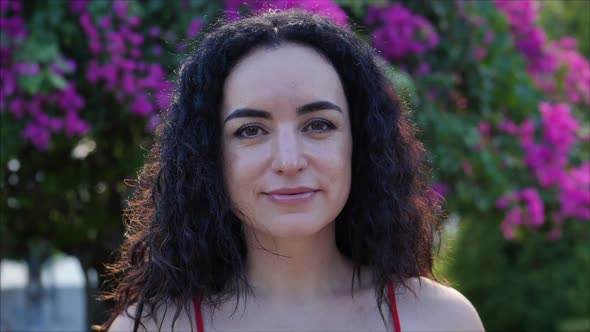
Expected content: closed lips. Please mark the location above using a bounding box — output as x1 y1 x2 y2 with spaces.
266 187 317 195
264 188 318 204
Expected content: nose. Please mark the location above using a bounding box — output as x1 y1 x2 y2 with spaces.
271 126 308 175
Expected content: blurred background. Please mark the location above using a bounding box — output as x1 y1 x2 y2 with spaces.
0 0 588 331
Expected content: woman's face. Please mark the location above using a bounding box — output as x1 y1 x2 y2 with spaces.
221 44 352 238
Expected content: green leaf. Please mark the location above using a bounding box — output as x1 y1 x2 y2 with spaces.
0 113 23 167
386 66 417 102
47 71 68 90
18 74 44 94
36 44 59 63
335 0 369 18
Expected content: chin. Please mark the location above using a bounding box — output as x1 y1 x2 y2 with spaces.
255 213 334 238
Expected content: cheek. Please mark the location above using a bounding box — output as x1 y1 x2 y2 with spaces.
334 148 352 195
223 145 267 204
335 133 353 197
313 134 352 196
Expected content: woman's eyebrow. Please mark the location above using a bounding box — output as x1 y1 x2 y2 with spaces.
223 100 342 124
224 108 270 123
297 101 342 115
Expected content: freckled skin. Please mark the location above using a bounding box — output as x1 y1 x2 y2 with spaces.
221 44 352 239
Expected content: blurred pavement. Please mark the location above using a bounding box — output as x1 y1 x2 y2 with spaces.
0 256 87 331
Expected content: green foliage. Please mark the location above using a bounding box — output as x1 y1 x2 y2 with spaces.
449 217 590 332
395 2 590 331
540 0 590 58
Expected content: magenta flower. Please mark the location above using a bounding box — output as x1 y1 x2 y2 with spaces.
501 206 522 239
112 0 129 19
558 162 590 221
223 0 244 20
288 0 347 26
146 114 161 132
2 0 88 150
495 191 517 209
14 62 40 75
9 98 25 119
552 38 590 106
148 26 161 38
497 101 587 239
130 94 155 117
187 18 204 39
426 182 448 207
518 119 535 146
69 0 88 14
99 16 112 29
128 16 140 28
367 3 439 60
121 73 136 94
519 188 545 227
539 102 579 153
224 0 348 26
22 123 51 151
156 87 172 111
64 111 90 137
497 187 546 239
495 0 589 106
414 63 431 76
431 182 449 199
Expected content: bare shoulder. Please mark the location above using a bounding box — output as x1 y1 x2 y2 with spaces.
108 303 160 332
397 277 485 332
108 301 194 332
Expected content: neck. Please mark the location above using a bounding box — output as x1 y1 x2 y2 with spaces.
243 223 359 301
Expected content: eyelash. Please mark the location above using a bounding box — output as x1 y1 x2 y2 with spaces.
234 118 336 139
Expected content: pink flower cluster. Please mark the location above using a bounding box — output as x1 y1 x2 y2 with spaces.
78 0 173 130
550 38 590 106
187 18 204 39
69 0 89 14
223 0 348 26
496 188 545 240
1 0 88 150
493 0 555 72
17 84 88 150
0 0 26 108
557 162 590 223
365 3 439 60
494 0 590 106
497 102 589 240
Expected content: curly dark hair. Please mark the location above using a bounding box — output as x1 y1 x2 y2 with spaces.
99 9 443 332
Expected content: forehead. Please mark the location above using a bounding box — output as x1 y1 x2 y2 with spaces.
222 43 347 116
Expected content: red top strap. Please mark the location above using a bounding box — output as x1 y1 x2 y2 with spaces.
194 282 401 332
193 296 204 332
388 280 402 332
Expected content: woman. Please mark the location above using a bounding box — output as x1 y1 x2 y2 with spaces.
102 9 485 332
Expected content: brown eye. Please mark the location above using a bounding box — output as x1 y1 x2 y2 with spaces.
244 127 260 136
304 119 336 133
311 121 327 131
235 124 267 138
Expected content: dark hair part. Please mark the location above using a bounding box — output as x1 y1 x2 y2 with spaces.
99 9 442 332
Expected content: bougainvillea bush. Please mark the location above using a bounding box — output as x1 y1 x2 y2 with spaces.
1 0 588 330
